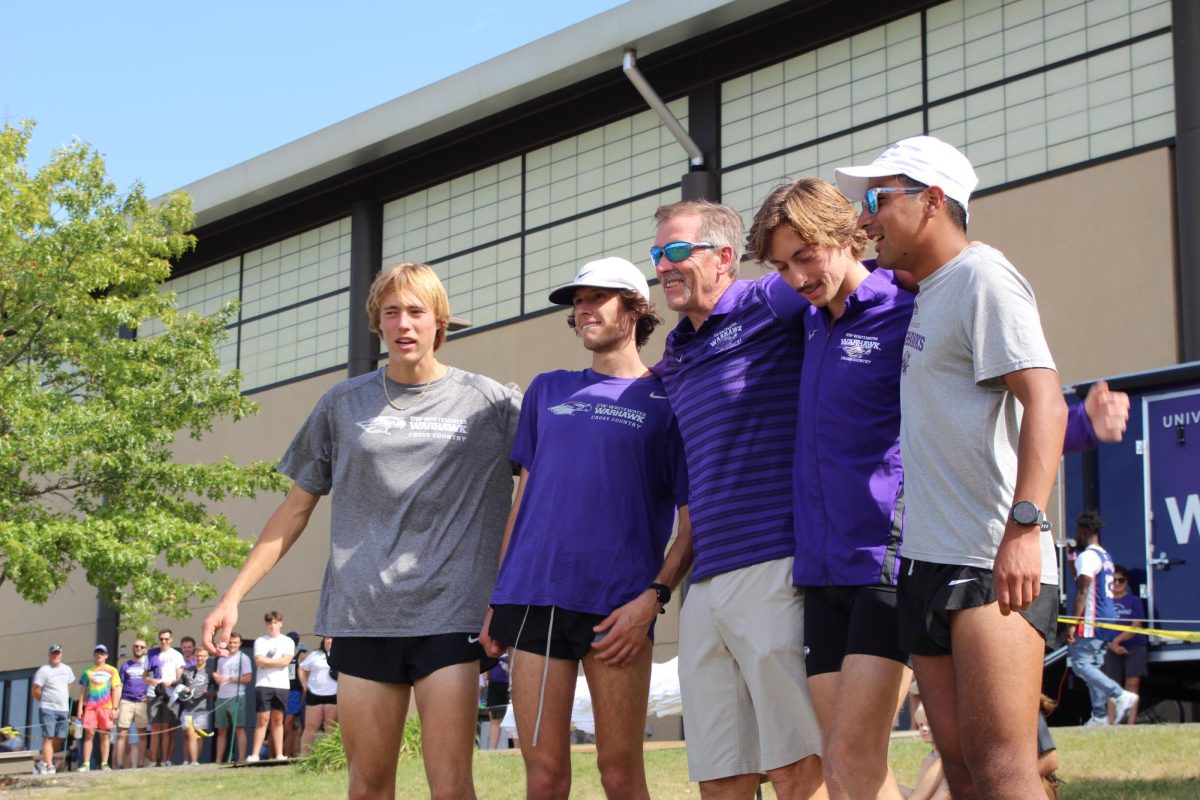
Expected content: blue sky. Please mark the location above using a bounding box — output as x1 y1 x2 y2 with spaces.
4 1 626 198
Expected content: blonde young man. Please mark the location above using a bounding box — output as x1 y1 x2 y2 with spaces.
203 263 520 799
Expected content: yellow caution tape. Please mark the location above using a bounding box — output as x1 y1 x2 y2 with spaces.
1058 617 1200 642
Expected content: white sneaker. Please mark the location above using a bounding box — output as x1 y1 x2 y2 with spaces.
44 764 56 774
245 755 260 762
78 764 90 772
1114 690 1139 723
101 765 111 772
33 762 44 775
275 754 288 761
1084 715 1110 727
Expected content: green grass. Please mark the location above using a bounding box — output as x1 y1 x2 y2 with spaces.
4 724 1197 798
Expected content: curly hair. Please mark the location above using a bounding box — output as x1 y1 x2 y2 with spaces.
1075 509 1106 533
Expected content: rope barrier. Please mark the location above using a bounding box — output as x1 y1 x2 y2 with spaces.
1057 616 1200 642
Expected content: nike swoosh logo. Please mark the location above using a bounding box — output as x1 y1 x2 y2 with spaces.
808 330 817 340
650 392 669 399
466 635 481 644
948 578 977 586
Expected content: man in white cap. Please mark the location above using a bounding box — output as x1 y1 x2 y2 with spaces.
835 136 1067 800
480 257 692 800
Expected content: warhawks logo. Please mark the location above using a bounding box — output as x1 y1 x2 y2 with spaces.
839 334 881 364
356 416 407 434
549 401 593 416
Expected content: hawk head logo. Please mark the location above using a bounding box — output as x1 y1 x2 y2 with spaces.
356 416 408 434
548 401 592 416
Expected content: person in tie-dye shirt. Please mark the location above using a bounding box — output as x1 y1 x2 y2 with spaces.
75 645 122 770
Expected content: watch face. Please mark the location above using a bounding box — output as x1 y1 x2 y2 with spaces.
1012 501 1038 525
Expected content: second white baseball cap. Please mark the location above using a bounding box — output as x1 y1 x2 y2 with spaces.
835 135 979 219
548 257 651 305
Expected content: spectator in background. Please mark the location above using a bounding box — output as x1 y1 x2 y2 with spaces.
299 636 338 754
484 653 509 750
212 631 252 763
146 628 185 766
1104 564 1148 724
75 645 121 771
1066 510 1139 726
180 636 198 668
248 610 294 761
115 639 150 769
284 633 306 757
903 704 950 800
32 644 76 775
178 648 214 765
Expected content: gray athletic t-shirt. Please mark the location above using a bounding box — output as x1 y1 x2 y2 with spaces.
898 245 1059 584
280 366 521 637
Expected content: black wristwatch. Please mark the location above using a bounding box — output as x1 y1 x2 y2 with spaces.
1009 500 1051 531
650 583 671 613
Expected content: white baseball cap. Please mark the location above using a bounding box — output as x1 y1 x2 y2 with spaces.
548 257 650 305
835 135 979 219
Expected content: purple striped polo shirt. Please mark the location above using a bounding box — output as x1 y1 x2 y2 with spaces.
656 272 808 581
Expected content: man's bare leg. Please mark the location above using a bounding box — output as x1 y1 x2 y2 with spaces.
809 655 907 799
249 710 270 760
767 755 828 800
699 773 766 799
338 673 409 800
509 651 577 800
269 708 285 757
915 604 1045 800
583 645 653 800
414 662 484 800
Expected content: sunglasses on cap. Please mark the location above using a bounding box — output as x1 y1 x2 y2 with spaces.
650 241 714 266
862 186 925 215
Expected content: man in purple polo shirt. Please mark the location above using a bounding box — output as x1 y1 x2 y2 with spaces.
481 256 691 800
652 201 824 799
746 177 1130 800
834 136 1067 800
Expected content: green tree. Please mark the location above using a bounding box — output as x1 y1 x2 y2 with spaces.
0 122 288 632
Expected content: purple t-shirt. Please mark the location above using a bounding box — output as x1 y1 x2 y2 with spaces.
656 272 808 581
491 369 688 614
794 268 912 587
1111 593 1148 649
118 657 150 702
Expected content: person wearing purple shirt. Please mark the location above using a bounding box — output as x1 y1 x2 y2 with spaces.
1103 564 1148 723
652 201 824 798
115 639 150 769
481 257 691 800
749 177 912 800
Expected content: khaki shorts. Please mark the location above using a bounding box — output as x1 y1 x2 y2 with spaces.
116 699 148 730
679 557 822 782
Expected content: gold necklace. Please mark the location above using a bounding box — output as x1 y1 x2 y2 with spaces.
381 367 436 412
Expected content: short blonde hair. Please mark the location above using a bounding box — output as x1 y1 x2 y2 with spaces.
366 262 451 351
748 178 868 263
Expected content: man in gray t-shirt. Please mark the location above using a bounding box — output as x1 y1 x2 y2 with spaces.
203 263 519 798
32 644 76 774
837 136 1067 800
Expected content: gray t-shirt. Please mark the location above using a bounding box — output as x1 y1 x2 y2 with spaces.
899 245 1058 584
33 663 76 712
280 366 521 637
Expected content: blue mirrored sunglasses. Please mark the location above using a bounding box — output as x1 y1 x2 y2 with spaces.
863 187 925 215
650 241 715 265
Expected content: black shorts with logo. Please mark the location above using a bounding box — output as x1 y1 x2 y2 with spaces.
803 584 908 675
488 604 614 661
255 686 289 712
897 557 1058 656
328 634 494 686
